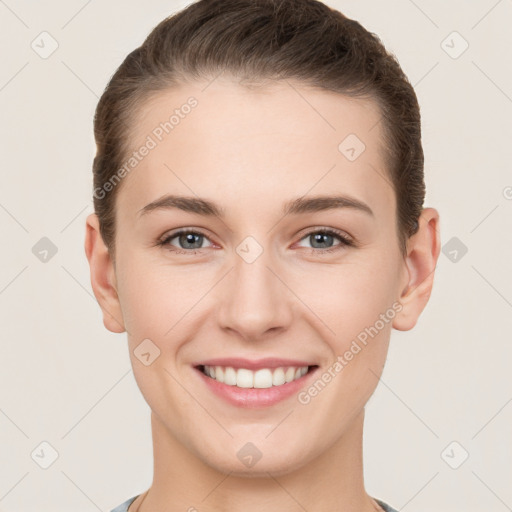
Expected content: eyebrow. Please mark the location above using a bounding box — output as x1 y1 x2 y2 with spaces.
137 194 374 219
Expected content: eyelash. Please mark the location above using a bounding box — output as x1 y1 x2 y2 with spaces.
156 228 355 256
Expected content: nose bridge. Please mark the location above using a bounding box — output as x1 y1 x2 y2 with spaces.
217 240 293 339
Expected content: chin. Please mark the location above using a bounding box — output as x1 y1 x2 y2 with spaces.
201 444 312 478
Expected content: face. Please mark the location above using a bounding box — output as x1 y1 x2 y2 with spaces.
88 77 422 476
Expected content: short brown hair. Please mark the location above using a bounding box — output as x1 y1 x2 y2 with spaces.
92 0 424 262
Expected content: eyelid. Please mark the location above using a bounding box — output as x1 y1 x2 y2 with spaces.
296 226 353 242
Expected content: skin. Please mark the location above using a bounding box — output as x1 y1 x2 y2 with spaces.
85 76 440 512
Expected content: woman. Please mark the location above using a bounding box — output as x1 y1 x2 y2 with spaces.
85 0 441 510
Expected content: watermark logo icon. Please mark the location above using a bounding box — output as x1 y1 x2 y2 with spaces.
441 31 469 59
237 442 263 468
236 236 263 264
31 441 59 469
134 338 161 366
338 134 366 162
31 31 59 59
32 237 58 263
441 441 469 469
442 236 468 263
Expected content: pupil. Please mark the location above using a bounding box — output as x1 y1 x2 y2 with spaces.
182 233 202 249
312 233 332 248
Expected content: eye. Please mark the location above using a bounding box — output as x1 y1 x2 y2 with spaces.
157 229 213 254
157 227 355 256
296 228 354 254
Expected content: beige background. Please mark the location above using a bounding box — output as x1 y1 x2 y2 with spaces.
1 1 511 511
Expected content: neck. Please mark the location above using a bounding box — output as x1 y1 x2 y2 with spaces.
136 409 380 512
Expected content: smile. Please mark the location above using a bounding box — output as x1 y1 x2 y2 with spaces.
199 365 314 388
193 357 320 408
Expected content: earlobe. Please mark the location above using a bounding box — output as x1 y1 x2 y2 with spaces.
392 208 441 331
84 213 126 334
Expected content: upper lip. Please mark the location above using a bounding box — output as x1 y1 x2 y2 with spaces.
194 357 317 371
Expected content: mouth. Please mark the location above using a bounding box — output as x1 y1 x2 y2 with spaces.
192 358 320 408
195 364 319 389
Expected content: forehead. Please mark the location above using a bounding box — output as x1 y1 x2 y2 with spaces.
117 78 394 223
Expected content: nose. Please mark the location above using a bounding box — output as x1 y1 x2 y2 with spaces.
216 246 294 342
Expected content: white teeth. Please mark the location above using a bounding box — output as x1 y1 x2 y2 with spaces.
224 366 237 386
285 367 296 383
236 368 254 388
272 367 286 386
215 366 224 383
202 365 310 388
254 369 273 388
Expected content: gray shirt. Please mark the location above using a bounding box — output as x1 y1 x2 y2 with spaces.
111 494 399 512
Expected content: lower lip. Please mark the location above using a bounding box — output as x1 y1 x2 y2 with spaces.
194 366 318 408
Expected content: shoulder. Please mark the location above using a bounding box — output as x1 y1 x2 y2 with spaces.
374 498 400 512
110 495 139 512
111 495 398 512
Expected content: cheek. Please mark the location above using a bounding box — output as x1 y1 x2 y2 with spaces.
299 263 398 417
338 267 397 331
329 256 401 384
291 254 400 343
115 250 195 336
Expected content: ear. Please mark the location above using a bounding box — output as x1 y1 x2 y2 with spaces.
84 213 126 333
393 207 441 331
